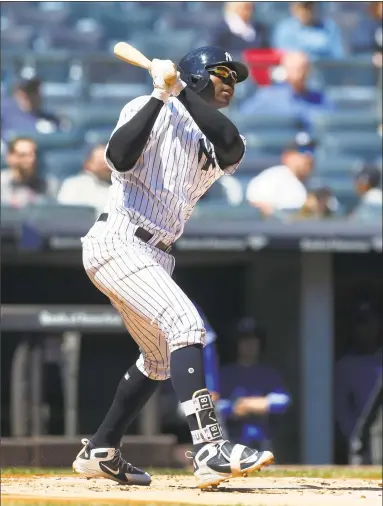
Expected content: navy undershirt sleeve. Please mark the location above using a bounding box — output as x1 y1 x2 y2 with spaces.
177 87 244 168
107 97 164 172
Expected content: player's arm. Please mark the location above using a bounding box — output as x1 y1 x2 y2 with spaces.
176 87 244 168
107 59 175 172
107 98 164 171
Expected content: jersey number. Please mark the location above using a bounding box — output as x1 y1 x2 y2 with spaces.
198 138 216 171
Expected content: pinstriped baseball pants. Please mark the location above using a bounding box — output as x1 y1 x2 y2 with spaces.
82 213 206 380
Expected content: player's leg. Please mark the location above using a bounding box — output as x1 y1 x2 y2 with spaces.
72 298 159 485
79 238 273 487
89 301 169 448
73 239 171 486
146 267 274 488
89 250 273 487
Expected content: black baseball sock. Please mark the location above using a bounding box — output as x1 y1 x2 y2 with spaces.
91 364 159 448
170 344 223 450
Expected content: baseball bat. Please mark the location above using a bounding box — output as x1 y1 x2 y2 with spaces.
113 42 177 86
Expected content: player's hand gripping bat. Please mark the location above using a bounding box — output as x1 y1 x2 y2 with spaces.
114 42 178 87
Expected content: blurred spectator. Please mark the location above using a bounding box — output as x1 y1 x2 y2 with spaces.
354 164 382 206
202 175 243 206
57 144 111 214
295 186 339 219
350 164 382 222
218 317 290 450
273 2 344 60
1 137 58 207
246 132 315 215
210 2 268 52
1 77 65 140
351 2 382 67
239 51 333 129
371 1 383 68
335 302 382 464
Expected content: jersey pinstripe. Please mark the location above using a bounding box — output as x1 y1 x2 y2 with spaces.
82 94 245 380
104 96 245 244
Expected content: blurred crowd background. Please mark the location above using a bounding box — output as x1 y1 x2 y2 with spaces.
1 1 382 468
1 1 382 220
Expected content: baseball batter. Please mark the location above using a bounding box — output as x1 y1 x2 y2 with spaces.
73 46 274 489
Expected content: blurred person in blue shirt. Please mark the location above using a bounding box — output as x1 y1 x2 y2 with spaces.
273 2 344 61
239 51 333 130
335 302 382 464
217 318 290 450
1 77 65 140
350 2 382 67
210 2 269 53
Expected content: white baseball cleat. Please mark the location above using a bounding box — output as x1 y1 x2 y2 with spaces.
190 440 274 489
73 438 151 486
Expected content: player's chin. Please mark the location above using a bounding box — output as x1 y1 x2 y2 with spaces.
217 91 234 107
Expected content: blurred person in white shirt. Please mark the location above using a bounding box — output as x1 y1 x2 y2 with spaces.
1 136 58 207
57 144 111 215
246 132 315 216
353 164 382 206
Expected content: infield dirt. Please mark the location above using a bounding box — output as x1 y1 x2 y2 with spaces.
2 474 382 506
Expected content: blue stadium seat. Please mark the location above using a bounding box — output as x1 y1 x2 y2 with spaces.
229 113 300 135
314 156 363 175
255 1 291 26
321 132 382 161
6 130 84 151
312 111 380 135
41 82 83 102
10 1 69 28
1 205 25 235
327 86 378 111
191 201 262 221
35 22 105 51
130 31 196 61
28 53 75 84
22 203 97 239
243 132 294 155
240 150 280 173
86 58 149 84
1 25 35 51
349 202 383 223
41 149 85 180
315 58 378 87
88 83 151 103
63 104 121 130
84 128 111 146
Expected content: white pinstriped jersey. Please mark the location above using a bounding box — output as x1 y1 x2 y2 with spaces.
105 96 245 244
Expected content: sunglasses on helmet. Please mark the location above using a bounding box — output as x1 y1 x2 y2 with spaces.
208 66 238 82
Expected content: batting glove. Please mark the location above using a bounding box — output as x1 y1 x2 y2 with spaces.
150 58 177 102
171 73 187 97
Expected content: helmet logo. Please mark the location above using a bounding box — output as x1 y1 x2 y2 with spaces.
225 52 232 61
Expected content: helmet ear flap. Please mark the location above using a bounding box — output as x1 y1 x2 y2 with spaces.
198 79 215 102
179 67 210 93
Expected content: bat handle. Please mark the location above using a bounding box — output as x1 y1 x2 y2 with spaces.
148 62 178 87
164 71 178 87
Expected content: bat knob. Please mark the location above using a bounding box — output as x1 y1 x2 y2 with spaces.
164 64 178 86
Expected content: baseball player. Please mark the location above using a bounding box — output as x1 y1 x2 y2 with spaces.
73 46 274 489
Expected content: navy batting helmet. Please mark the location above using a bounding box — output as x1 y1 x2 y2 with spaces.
178 46 248 94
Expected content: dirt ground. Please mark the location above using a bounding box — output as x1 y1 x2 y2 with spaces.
2 474 382 506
